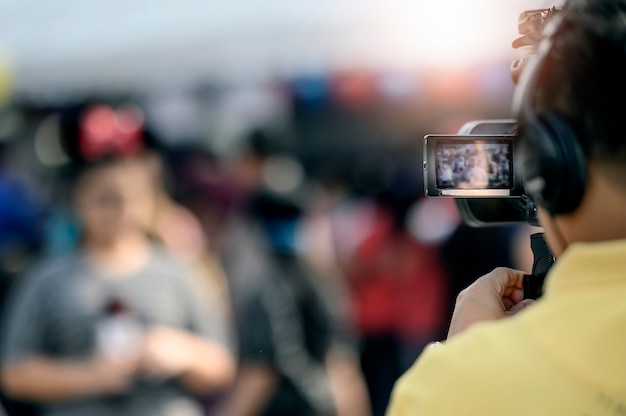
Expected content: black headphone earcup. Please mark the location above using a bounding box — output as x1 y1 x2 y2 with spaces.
521 111 587 215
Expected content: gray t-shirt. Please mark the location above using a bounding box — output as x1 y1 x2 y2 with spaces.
0 245 232 416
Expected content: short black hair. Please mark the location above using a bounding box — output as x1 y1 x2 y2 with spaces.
534 0 626 183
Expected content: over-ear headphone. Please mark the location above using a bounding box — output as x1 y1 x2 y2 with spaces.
513 11 588 216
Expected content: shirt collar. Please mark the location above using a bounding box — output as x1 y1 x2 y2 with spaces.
544 238 626 296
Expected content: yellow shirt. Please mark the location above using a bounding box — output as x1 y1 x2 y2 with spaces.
387 239 626 416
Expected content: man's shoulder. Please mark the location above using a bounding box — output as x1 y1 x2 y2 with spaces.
388 316 537 415
421 317 534 377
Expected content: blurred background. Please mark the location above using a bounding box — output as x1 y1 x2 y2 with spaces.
0 0 554 415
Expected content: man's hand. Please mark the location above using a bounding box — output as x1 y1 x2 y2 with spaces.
447 267 534 339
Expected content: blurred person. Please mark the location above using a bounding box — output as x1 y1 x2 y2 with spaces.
146 144 244 414
218 189 370 416
217 129 369 416
0 110 45 309
42 107 234 329
0 147 44 310
152 145 236 319
0 114 44 416
388 1 626 414
140 145 237 414
217 128 316 327
138 146 235 356
0 103 236 416
344 180 449 416
436 163 453 187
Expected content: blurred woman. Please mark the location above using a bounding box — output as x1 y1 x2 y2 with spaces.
218 188 370 416
0 104 235 416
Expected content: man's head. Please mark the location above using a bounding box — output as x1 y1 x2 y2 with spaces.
515 0 626 255
532 0 626 185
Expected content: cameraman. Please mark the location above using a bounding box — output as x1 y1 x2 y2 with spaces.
387 0 626 414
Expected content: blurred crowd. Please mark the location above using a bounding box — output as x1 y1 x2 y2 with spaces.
0 81 533 416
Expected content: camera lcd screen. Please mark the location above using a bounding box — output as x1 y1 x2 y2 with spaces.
424 135 521 197
435 140 513 189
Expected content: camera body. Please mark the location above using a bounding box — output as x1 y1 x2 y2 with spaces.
424 119 552 299
423 119 540 227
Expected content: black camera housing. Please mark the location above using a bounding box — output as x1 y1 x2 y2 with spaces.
423 119 540 227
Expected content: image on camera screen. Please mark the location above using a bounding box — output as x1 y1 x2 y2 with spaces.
435 141 512 190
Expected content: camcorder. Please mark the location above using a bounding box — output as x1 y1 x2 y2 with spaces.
423 119 553 299
424 119 537 226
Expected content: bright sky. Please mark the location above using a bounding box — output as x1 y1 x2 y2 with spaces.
0 0 559 95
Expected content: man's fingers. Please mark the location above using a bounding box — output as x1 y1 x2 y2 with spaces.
507 299 535 315
481 267 527 296
448 267 533 339
508 287 525 304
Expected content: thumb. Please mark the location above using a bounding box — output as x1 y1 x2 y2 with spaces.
507 299 535 315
